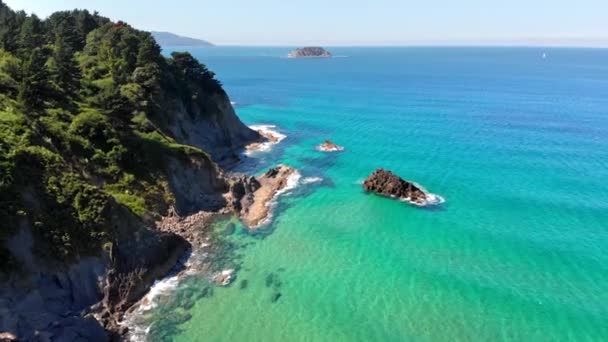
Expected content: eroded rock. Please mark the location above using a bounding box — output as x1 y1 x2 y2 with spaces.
363 169 442 206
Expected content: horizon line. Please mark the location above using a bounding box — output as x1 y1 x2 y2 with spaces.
165 43 608 50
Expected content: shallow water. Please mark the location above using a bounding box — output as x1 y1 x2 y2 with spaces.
139 47 608 341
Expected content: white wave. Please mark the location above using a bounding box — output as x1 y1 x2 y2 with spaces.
400 183 446 207
315 145 345 152
230 101 237 106
301 176 323 184
245 124 287 155
122 241 212 341
275 170 302 196
422 192 446 206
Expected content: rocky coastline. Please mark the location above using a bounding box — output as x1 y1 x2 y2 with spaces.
0 98 272 342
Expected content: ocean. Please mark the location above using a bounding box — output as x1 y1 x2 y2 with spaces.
129 47 608 341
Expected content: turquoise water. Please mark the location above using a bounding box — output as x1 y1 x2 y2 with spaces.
144 47 608 341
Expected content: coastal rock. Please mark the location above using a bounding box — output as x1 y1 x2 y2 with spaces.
288 47 332 58
363 169 439 206
317 140 344 152
228 175 261 212
231 165 297 229
244 125 285 154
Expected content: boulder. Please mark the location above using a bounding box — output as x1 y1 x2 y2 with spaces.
363 169 429 205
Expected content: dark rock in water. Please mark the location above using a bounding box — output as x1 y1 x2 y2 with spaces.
239 279 249 290
224 222 236 236
363 169 429 205
271 292 282 303
265 273 276 287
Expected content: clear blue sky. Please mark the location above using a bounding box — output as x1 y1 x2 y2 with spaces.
4 0 608 46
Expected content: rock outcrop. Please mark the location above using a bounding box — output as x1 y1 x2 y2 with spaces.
288 47 332 58
363 169 433 206
317 140 344 152
230 165 297 229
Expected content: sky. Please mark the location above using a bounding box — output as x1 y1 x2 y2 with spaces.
4 0 608 47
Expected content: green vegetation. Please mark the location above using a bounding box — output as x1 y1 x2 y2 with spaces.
0 1 224 271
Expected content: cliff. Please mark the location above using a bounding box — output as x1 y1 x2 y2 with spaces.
0 4 260 340
165 91 262 166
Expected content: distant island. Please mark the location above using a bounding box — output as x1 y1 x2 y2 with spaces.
288 47 332 58
151 31 214 47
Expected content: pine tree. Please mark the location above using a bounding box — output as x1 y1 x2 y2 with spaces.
50 34 81 102
136 34 160 67
0 1 19 52
47 13 80 52
18 14 43 57
18 48 52 113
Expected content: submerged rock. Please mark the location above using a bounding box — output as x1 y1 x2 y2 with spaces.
317 140 344 152
265 273 277 288
270 292 282 303
211 269 235 286
363 169 442 206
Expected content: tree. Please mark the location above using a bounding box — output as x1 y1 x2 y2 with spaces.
0 1 19 52
18 48 52 113
170 51 221 93
136 33 160 67
0 49 21 96
46 12 80 52
18 14 43 57
49 34 81 102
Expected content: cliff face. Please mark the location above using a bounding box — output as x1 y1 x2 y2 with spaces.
0 199 190 341
167 92 261 165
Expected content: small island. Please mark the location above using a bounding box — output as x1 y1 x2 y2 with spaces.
288 47 332 58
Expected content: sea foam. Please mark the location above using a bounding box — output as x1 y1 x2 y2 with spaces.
245 124 287 155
